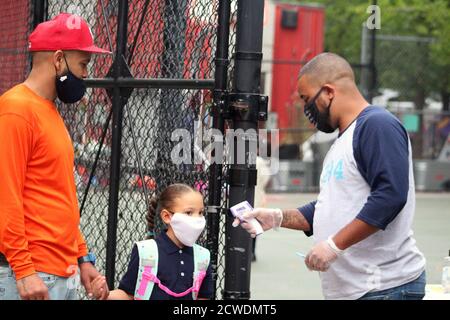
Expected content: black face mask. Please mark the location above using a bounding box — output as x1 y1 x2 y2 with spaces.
55 55 86 104
303 87 336 133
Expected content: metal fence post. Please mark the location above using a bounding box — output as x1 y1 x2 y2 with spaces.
30 0 47 72
224 0 267 300
208 0 231 300
105 0 128 289
32 0 47 28
369 0 377 103
360 23 371 101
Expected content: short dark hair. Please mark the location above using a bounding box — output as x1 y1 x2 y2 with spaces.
298 52 355 85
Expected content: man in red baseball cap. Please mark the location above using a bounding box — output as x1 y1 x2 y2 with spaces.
0 13 110 300
27 12 111 103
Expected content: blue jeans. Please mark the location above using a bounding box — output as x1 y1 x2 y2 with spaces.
359 271 426 300
0 265 79 300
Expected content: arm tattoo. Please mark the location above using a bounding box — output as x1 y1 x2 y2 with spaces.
281 209 311 232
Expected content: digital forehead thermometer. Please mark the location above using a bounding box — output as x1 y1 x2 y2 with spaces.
230 201 264 236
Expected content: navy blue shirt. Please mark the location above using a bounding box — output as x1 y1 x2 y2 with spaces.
118 231 214 300
298 106 410 235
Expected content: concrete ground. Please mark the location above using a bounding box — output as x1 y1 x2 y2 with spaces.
249 192 450 299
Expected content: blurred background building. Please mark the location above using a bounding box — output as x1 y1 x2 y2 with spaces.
259 0 450 193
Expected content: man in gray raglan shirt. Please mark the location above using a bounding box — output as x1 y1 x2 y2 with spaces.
234 53 426 300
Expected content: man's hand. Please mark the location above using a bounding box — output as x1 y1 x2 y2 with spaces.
232 208 283 237
91 275 109 300
305 237 343 272
16 273 49 300
79 262 105 298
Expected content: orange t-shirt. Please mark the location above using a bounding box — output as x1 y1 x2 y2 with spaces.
0 84 88 280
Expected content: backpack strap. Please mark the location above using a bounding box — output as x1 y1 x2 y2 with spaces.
192 244 210 300
134 239 158 300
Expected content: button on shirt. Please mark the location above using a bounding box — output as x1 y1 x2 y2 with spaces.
119 231 213 300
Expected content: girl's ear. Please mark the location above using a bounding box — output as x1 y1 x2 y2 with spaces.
160 209 172 225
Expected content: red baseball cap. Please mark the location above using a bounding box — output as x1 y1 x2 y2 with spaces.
29 13 111 54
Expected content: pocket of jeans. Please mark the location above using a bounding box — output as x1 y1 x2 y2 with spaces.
38 273 57 290
65 288 79 300
401 290 424 300
0 268 8 298
0 268 9 278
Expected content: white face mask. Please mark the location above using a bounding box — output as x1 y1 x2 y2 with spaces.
170 212 206 247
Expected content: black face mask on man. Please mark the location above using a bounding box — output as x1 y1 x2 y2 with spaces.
55 55 86 104
303 87 336 133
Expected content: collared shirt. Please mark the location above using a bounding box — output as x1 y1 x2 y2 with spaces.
119 231 213 300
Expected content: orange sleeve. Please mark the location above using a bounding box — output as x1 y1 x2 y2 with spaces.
77 228 88 258
0 114 36 280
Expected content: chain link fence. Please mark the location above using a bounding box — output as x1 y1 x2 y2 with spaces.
52 0 233 299
0 0 242 299
374 35 449 160
0 0 33 94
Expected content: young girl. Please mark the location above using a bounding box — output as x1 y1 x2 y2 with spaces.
91 183 213 300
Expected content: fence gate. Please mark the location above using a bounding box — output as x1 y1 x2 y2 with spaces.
0 0 269 300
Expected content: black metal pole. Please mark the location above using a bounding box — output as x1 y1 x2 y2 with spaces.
32 0 47 28
224 0 266 300
105 0 128 289
208 0 231 300
30 0 47 71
